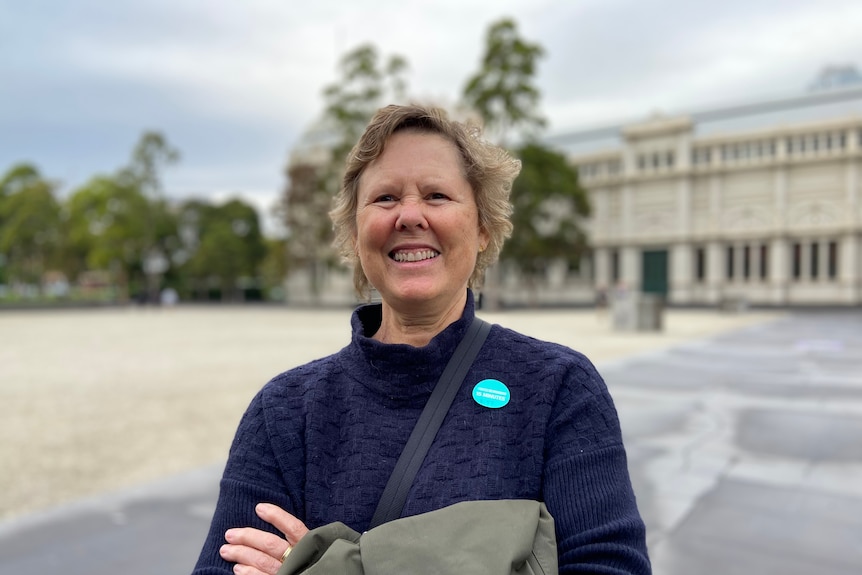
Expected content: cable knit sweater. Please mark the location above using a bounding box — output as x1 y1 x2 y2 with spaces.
192 292 651 574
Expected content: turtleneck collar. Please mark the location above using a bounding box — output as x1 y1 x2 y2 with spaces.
343 290 477 404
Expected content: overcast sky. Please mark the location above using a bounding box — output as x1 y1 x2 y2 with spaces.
3 0 862 234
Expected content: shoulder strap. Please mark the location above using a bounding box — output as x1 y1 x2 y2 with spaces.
368 317 492 529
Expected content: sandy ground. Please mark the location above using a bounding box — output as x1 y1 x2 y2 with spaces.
0 304 780 521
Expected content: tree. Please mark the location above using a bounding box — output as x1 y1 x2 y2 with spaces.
463 18 545 147
181 198 266 301
259 237 289 300
283 43 409 299
501 143 591 299
120 131 181 198
462 18 546 308
323 43 408 161
120 131 181 301
65 175 153 299
0 164 62 289
283 162 337 298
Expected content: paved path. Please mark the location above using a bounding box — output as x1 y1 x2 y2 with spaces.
607 310 862 574
2 309 860 574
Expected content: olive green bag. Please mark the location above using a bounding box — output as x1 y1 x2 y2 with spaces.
277 319 558 574
276 499 557 575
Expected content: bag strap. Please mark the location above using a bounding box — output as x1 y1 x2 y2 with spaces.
368 317 492 529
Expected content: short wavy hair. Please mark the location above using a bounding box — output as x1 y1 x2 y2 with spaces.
330 104 521 298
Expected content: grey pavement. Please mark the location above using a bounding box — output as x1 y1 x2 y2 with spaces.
1 310 861 574
608 310 862 574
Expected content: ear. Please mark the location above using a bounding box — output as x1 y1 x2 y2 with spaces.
478 228 490 252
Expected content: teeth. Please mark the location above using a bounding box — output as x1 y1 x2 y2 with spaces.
393 250 439 263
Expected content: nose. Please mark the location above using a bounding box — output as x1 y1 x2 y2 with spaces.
394 197 428 230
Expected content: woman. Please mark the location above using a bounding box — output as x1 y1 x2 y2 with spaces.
192 104 651 574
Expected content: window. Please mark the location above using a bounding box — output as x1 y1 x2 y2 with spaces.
810 241 819 279
760 244 769 280
695 247 706 282
693 148 711 166
726 246 735 280
828 241 839 280
743 245 751 280
792 243 802 280
611 249 620 283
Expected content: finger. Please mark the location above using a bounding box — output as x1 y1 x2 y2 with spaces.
220 543 281 575
225 527 287 561
255 503 310 545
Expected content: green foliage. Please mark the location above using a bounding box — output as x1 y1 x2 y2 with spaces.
260 237 289 300
65 175 153 290
323 43 409 160
0 163 62 286
1 163 43 197
119 131 181 197
0 129 286 303
502 143 591 279
180 197 266 301
463 18 545 146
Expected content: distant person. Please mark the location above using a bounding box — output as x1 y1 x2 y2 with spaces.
192 104 651 574
160 287 179 307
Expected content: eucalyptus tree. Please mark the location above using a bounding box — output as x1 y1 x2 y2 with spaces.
0 163 62 289
462 18 545 147
65 174 152 299
284 43 408 298
180 198 265 301
501 143 591 298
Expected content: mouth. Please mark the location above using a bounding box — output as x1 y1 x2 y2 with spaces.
390 248 440 263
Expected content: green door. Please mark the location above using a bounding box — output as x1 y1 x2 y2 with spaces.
641 249 669 296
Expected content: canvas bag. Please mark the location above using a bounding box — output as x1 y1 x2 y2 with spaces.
276 499 557 575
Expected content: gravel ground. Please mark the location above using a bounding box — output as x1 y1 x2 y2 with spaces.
0 304 779 522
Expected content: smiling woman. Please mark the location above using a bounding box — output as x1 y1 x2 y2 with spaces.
353 130 488 341
192 105 651 575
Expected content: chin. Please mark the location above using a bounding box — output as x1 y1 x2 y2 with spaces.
384 282 466 308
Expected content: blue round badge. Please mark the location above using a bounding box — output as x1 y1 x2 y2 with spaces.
472 379 510 409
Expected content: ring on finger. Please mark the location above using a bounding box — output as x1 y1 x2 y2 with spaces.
281 544 292 563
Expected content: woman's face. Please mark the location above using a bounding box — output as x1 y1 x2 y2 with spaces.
354 130 487 312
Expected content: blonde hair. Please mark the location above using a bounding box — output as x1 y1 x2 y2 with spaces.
330 104 521 298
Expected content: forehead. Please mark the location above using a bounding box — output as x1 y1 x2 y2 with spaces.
361 130 466 183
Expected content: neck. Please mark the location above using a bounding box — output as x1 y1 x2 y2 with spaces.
373 291 468 347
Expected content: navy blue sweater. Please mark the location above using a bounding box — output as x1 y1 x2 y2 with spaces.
193 293 650 574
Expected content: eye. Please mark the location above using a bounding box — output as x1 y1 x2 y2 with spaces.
372 194 397 204
427 192 450 202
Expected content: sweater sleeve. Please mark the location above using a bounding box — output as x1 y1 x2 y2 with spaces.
191 386 304 575
542 357 652 575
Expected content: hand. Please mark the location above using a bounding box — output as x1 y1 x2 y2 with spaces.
220 503 310 575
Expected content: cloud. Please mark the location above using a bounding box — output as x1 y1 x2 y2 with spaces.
2 0 862 229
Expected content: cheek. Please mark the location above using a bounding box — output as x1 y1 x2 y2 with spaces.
356 214 387 252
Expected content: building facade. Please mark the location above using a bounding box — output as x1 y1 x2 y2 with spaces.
574 115 862 306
